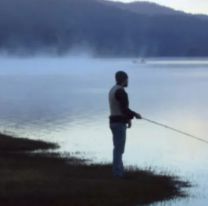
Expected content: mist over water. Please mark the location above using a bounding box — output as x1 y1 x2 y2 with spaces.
0 56 208 205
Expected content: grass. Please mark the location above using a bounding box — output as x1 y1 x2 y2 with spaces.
0 133 190 206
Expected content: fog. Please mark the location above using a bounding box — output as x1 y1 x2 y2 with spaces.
1 0 208 57
0 0 94 55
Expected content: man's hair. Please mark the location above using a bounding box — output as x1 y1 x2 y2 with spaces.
115 71 128 84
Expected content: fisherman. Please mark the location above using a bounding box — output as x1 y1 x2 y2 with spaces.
109 71 142 178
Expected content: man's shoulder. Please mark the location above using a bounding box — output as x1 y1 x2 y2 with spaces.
109 85 123 94
115 87 128 100
116 87 126 95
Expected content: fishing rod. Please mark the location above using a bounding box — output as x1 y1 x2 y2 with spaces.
142 117 208 145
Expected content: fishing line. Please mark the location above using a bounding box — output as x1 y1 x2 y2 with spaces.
142 117 208 145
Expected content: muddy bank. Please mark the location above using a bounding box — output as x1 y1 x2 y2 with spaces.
0 133 190 206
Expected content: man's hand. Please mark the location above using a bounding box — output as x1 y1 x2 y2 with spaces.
135 113 142 119
127 120 132 128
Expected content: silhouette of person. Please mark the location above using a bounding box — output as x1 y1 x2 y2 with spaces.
109 71 142 178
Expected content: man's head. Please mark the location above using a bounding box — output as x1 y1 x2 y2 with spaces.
115 71 128 87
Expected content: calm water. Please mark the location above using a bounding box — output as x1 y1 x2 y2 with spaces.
0 57 208 205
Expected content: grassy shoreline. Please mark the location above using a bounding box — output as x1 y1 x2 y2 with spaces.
0 133 190 206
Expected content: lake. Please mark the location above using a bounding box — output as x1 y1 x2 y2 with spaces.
0 56 208 205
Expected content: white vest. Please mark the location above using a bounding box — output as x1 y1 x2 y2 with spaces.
109 85 123 116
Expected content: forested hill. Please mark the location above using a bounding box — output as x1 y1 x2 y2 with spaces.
1 0 208 56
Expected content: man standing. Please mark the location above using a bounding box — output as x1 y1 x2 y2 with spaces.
109 71 142 178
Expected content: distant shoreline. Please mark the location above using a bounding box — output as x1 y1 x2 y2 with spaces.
1 54 208 60
0 133 190 206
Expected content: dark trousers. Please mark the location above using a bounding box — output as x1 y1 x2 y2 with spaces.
110 122 126 177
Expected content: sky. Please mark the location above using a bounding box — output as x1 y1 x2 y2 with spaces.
110 0 208 15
